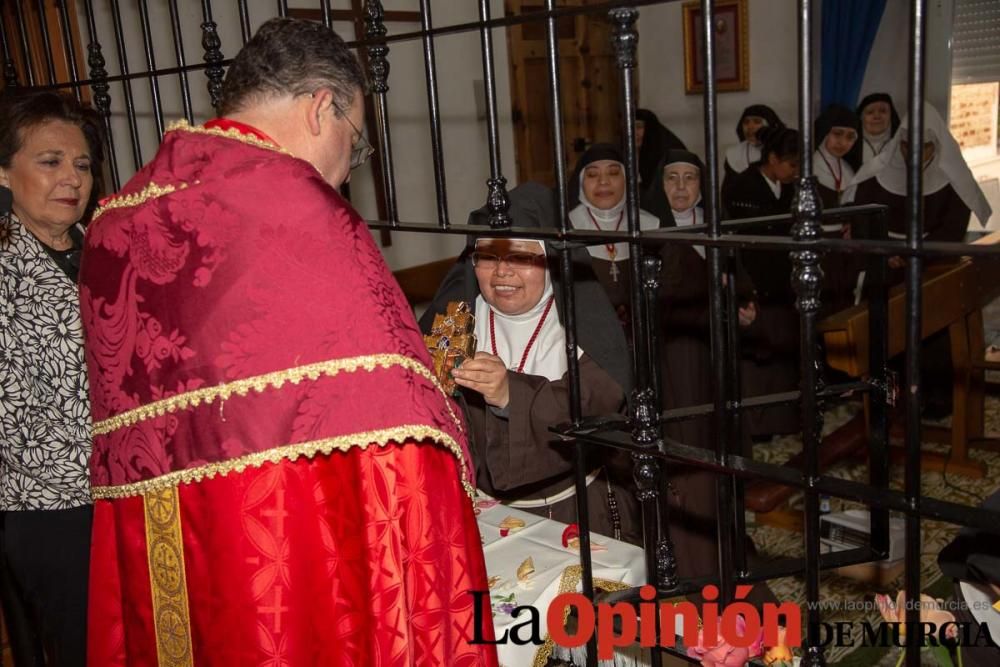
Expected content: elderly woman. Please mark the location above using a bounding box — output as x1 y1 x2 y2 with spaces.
0 90 102 665
641 150 767 593
856 92 901 164
421 183 640 544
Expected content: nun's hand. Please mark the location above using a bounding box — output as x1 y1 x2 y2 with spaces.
452 352 510 409
888 255 906 270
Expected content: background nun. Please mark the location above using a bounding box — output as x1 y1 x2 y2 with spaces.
567 143 660 332
722 104 786 188
642 149 769 588
635 108 686 195
813 104 862 210
856 92 901 164
845 102 992 273
420 182 641 544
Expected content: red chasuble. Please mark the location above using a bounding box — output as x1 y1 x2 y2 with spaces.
80 120 498 666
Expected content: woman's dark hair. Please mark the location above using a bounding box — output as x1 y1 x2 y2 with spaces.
0 89 105 217
756 126 799 163
220 18 366 117
0 89 104 170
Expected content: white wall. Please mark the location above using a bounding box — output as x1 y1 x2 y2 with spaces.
636 0 801 170
79 0 516 271
637 0 955 169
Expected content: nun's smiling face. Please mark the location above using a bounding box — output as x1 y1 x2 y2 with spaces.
582 160 625 210
742 115 767 144
663 163 701 211
473 239 547 316
863 101 892 136
824 126 859 158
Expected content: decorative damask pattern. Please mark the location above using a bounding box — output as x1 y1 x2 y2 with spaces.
92 353 461 436
81 122 493 665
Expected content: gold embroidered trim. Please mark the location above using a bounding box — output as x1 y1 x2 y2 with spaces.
92 353 462 437
531 565 632 667
166 119 290 156
94 424 475 501
144 486 194 667
91 182 188 221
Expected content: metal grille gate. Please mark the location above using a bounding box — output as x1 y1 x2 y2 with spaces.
3 1 999 665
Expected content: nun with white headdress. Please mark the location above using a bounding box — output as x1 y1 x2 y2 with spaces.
567 143 660 324
420 182 641 544
845 104 993 416
845 103 992 259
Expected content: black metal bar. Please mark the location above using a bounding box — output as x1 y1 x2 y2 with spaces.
321 0 331 28
34 0 58 84
725 253 749 586
277 0 288 19
200 0 226 111
56 0 82 100
82 0 121 191
541 0 595 661
477 0 510 227
793 0 825 662
108 0 143 171
364 0 398 224
418 0 449 227
543 13 597 662
0 8 19 88
641 254 672 666
12 0 36 86
238 0 252 44
654 381 870 424
557 431 1000 535
867 209 892 560
168 0 195 124
698 0 738 609
904 0 927 664
137 0 165 139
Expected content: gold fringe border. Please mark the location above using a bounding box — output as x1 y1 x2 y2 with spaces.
166 119 290 156
93 353 462 437
91 182 188 222
93 424 475 501
531 565 632 667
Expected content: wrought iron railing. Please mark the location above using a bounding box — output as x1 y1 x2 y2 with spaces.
4 1 997 665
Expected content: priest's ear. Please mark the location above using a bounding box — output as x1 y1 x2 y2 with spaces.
306 89 335 138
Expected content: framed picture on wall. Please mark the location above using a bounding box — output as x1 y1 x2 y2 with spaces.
682 0 749 94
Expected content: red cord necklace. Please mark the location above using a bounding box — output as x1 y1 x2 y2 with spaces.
586 209 625 260
818 150 843 192
489 295 555 372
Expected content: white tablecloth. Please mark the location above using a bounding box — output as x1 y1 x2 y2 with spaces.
476 501 647 667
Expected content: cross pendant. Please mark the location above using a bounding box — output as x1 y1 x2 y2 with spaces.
609 261 620 283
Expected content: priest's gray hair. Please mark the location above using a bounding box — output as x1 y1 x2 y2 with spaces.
219 18 366 117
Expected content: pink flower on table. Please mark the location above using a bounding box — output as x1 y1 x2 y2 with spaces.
686 614 763 667
875 591 958 640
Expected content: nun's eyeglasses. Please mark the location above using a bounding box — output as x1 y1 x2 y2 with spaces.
332 102 375 170
471 251 544 271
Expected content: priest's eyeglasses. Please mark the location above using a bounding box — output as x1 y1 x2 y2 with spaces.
471 251 545 271
333 103 375 170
